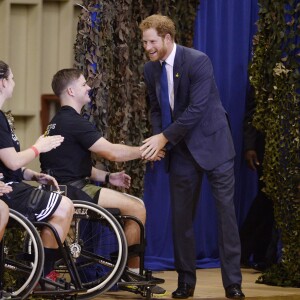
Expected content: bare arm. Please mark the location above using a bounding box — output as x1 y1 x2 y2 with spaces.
0 135 64 171
90 167 131 189
22 168 60 190
0 147 37 170
90 167 108 182
89 137 142 162
245 150 259 171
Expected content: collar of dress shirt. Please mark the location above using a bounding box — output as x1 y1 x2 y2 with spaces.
160 43 177 67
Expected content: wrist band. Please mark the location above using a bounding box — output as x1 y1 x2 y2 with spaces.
30 146 39 157
105 172 110 184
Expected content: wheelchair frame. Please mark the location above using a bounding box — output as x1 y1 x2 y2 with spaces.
0 209 44 299
0 200 161 300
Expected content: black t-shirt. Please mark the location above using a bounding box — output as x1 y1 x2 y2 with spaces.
0 111 23 182
40 106 102 184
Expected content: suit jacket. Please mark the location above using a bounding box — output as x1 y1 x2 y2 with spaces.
144 44 235 170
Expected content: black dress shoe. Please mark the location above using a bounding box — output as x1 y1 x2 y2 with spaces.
225 284 245 299
172 282 194 299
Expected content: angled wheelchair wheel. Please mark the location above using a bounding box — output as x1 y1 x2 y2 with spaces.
66 200 128 299
1 209 44 299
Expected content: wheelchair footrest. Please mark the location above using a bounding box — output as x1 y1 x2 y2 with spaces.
118 280 156 287
32 288 85 297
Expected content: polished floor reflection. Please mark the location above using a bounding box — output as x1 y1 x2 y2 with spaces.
97 268 300 300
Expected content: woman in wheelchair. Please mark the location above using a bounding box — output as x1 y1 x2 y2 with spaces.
0 60 74 283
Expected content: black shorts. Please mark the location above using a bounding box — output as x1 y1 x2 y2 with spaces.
3 182 62 222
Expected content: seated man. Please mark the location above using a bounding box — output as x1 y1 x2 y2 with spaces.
40 68 164 280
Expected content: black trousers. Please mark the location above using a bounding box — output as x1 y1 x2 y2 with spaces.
169 141 242 288
239 165 277 265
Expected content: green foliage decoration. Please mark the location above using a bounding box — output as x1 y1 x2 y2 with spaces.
74 0 199 197
2 226 22 287
249 0 300 287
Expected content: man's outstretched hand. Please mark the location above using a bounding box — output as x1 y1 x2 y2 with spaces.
140 133 168 161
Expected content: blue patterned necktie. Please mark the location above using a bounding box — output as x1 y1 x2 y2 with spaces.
160 61 172 130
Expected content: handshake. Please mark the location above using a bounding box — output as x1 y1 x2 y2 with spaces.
140 133 168 162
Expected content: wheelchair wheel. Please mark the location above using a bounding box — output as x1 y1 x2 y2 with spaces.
66 200 128 299
1 209 44 299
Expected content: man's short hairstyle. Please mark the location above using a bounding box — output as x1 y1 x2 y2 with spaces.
139 14 176 41
52 68 83 97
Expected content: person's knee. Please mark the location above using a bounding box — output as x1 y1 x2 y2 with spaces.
62 196 75 216
138 201 146 214
0 201 9 225
132 200 146 223
55 196 74 221
119 194 146 222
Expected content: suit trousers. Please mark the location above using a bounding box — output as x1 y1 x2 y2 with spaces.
169 140 242 288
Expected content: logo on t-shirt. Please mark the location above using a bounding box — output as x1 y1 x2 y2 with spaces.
11 132 19 145
44 123 56 136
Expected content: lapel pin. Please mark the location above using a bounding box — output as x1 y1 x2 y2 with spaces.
176 73 179 78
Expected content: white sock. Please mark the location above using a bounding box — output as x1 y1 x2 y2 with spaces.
129 267 140 274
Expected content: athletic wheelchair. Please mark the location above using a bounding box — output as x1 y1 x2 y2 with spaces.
0 209 44 300
0 199 163 299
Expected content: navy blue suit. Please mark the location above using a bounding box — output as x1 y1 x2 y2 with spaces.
144 45 242 288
